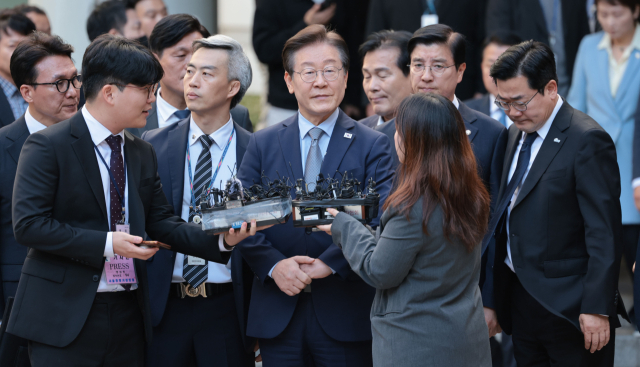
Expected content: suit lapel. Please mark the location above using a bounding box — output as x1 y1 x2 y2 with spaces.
69 113 108 221
123 131 145 236
498 126 522 201
147 102 159 130
234 121 250 168
5 117 29 164
278 115 304 182
614 48 640 104
458 101 479 142
512 103 571 208
321 110 355 177
168 120 189 213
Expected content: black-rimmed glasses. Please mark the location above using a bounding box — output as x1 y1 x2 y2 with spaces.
495 91 539 112
113 83 158 99
28 75 82 93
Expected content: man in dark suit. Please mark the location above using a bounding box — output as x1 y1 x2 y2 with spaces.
0 32 79 367
485 0 590 96
142 34 255 367
465 32 522 128
6 34 259 367
366 0 487 100
486 40 627 366
0 12 35 128
125 14 252 138
357 30 412 171
409 24 507 339
86 0 145 42
237 25 394 367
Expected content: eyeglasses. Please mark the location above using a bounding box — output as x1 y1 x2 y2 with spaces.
408 62 455 76
28 75 82 93
113 83 158 99
293 66 343 83
494 91 539 112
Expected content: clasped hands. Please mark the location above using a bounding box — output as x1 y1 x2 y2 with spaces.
272 256 333 296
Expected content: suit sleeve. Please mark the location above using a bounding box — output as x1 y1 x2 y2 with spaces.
12 133 107 269
566 38 588 113
485 0 513 36
331 207 423 290
253 0 308 66
236 134 288 284
143 145 230 265
575 128 622 316
317 133 395 279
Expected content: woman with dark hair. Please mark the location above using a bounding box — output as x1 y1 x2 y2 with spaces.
317 93 492 366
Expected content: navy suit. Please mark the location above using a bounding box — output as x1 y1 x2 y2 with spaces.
358 115 379 129
374 118 399 171
464 94 491 117
237 109 393 365
141 118 255 365
0 91 15 128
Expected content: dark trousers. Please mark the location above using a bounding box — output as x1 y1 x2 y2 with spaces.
146 289 253 367
259 293 372 367
29 291 144 367
0 297 30 367
510 276 615 367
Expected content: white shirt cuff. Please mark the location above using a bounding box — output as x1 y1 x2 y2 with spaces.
104 232 114 258
219 235 232 252
632 178 640 189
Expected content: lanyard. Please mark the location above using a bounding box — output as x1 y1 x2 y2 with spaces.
93 142 127 223
186 127 235 210
424 0 436 14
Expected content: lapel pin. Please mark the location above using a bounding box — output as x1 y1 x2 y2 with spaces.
466 130 471 136
344 133 352 139
554 138 560 143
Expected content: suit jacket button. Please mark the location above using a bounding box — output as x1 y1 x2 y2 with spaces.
93 275 99 282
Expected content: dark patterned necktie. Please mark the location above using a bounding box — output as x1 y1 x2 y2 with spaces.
183 135 213 288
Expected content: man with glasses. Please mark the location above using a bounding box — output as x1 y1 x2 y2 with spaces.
485 40 628 366
0 31 78 365
5 34 261 366
408 24 507 341
236 24 393 367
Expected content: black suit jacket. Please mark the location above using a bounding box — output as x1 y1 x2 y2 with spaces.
0 90 16 128
464 94 491 117
126 102 253 137
486 0 590 87
141 118 256 351
365 0 486 99
0 117 29 317
491 101 626 334
6 111 230 347
374 118 399 171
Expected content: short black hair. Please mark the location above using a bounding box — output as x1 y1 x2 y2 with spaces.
408 24 466 70
10 32 74 89
359 30 412 76
490 40 558 95
481 32 523 55
149 14 209 56
0 11 36 41
82 34 163 101
86 0 128 42
14 5 47 16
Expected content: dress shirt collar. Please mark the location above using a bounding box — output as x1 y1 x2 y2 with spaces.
298 108 339 140
452 95 460 109
520 96 563 141
82 106 125 147
377 115 384 126
188 114 234 150
156 87 185 124
598 24 640 56
25 107 47 134
0 75 17 98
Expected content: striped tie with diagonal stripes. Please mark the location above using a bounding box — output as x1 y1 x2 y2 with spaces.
184 134 213 288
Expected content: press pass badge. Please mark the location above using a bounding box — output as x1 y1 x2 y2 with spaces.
421 14 438 27
105 224 137 285
187 256 206 266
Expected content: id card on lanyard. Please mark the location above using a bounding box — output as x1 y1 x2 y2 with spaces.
94 142 137 285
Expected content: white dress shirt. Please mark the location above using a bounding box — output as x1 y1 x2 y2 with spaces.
82 106 135 292
24 107 47 134
490 94 514 128
156 87 188 129
171 115 236 284
452 95 460 109
505 97 563 272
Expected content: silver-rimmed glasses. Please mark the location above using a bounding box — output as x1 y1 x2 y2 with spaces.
293 66 343 83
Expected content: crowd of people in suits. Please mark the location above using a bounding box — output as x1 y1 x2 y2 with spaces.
0 0 639 367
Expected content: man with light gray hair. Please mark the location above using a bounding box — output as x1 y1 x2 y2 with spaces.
141 34 256 367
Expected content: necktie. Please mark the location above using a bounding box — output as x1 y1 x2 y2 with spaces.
184 135 213 288
105 135 133 290
483 132 539 251
173 109 190 120
304 127 324 192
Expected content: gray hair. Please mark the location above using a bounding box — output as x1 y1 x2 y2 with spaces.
192 34 252 109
